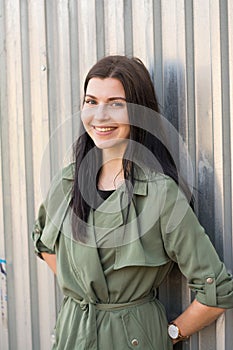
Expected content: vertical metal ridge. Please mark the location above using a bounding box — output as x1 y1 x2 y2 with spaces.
184 0 196 182
0 1 10 348
69 0 81 140
104 0 125 56
209 0 224 258
152 0 163 108
124 0 133 56
219 2 233 349
95 0 105 59
1 0 17 347
220 0 232 260
7 0 32 346
159 0 179 131
20 0 41 349
44 0 60 180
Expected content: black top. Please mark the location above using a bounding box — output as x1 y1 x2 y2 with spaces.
97 189 115 201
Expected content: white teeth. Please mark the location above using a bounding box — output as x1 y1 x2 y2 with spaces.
95 127 115 132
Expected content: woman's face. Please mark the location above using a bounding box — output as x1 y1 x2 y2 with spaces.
81 77 130 151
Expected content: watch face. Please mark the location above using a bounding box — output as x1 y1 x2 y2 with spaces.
168 324 179 339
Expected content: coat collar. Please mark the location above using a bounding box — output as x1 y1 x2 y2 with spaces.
61 162 149 196
60 162 150 245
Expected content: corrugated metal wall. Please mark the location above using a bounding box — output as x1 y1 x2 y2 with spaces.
0 0 232 349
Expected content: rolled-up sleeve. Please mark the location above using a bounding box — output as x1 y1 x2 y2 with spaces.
160 177 233 309
31 164 74 260
31 201 55 259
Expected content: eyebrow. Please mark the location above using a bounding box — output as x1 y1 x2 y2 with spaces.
85 94 126 101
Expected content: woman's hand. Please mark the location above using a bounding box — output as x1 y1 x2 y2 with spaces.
41 252 57 274
171 298 225 341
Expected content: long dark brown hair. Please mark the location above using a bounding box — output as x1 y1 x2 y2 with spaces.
71 55 194 241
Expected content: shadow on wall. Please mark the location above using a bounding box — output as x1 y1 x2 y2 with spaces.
153 60 223 350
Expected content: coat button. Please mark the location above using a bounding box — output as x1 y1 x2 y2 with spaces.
131 338 139 346
35 227 40 234
206 277 214 284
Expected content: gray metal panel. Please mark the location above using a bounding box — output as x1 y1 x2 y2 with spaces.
104 0 125 56
0 1 232 349
0 0 9 349
1 0 31 349
21 1 42 349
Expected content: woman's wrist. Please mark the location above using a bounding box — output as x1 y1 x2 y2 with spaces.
168 322 190 343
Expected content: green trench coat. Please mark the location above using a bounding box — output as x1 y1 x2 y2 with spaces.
32 163 233 350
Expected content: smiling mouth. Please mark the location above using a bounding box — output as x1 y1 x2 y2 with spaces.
94 126 117 132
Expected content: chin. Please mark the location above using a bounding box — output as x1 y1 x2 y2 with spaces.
95 141 119 149
94 138 128 151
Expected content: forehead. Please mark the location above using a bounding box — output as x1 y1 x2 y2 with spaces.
86 77 125 98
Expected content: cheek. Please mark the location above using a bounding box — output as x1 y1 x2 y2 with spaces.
122 114 130 136
118 112 130 128
123 124 130 136
81 110 92 130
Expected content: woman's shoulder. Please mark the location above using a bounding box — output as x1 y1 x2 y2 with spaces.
137 167 174 187
61 162 75 180
45 162 75 202
144 170 192 207
50 162 75 185
146 170 188 193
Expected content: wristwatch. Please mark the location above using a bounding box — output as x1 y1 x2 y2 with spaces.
168 323 189 341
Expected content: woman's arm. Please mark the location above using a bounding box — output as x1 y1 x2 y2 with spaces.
41 252 57 274
160 178 233 344
171 299 225 343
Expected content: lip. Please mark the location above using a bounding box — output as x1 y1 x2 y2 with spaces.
92 125 117 136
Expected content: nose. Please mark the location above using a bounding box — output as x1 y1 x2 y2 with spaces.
94 103 109 121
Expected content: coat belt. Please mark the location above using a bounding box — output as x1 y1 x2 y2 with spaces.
76 291 156 311
63 292 156 350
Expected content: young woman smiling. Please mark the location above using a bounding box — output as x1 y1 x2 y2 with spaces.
32 55 233 349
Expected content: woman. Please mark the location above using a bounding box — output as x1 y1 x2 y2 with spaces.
32 55 233 349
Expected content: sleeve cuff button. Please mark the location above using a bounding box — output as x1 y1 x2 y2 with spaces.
131 338 139 346
206 277 214 284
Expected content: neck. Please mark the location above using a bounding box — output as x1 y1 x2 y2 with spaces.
101 143 127 173
102 140 127 162
98 151 125 190
97 142 129 190
101 158 123 176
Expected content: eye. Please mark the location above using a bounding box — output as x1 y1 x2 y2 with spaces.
109 101 126 108
84 98 97 106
